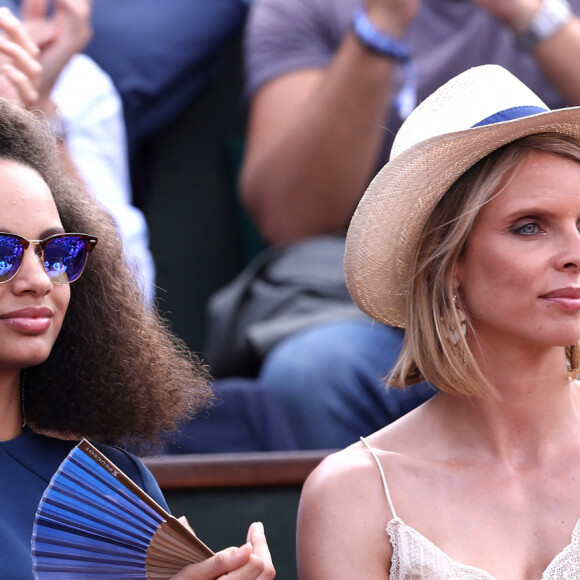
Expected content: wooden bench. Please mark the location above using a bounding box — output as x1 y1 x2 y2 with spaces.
144 450 331 580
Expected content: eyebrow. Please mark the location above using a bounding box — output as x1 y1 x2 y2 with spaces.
501 206 558 221
0 227 66 239
39 227 67 239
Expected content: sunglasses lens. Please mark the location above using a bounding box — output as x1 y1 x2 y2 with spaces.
0 235 24 282
43 235 90 283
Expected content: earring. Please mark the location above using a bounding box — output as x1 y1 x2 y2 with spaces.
449 295 467 345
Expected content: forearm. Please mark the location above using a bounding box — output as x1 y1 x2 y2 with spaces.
241 2 416 245
242 39 395 243
481 0 580 104
530 16 580 104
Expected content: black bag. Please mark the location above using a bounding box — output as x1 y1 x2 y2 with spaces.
204 235 365 377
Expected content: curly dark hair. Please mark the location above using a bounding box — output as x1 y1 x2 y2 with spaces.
0 99 212 451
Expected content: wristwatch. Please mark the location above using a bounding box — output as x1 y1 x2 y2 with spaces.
516 0 573 51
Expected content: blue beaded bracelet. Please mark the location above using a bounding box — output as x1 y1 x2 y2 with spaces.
351 7 417 119
351 7 411 62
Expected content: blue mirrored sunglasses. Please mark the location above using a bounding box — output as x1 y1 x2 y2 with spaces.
0 233 98 284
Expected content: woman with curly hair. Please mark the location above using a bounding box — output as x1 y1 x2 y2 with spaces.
0 99 275 579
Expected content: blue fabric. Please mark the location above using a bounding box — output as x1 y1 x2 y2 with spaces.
0 428 167 580
164 378 299 453
472 105 548 127
259 319 436 450
84 0 249 148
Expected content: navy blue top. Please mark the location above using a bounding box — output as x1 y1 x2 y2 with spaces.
0 428 168 579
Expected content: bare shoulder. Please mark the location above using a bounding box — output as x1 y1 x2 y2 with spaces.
297 442 392 579
306 440 374 485
296 402 442 578
301 439 396 514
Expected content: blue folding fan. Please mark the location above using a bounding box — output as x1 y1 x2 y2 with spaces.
31 439 213 579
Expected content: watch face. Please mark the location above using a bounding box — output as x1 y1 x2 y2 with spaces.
517 0 572 50
534 0 572 35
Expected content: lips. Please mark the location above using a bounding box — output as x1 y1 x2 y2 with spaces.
540 288 580 311
541 288 580 300
0 306 53 333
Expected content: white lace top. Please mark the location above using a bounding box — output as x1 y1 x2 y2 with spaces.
360 437 580 579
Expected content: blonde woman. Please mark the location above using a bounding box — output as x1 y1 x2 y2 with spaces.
298 65 580 578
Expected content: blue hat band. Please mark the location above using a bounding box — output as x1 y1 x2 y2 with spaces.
472 105 549 128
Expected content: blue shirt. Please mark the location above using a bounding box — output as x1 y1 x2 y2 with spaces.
0 428 168 580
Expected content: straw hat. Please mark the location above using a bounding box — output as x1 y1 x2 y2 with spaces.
344 64 580 328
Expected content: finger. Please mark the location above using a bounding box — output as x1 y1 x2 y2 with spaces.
0 37 42 91
0 74 23 105
215 553 277 580
48 0 93 54
21 0 48 21
177 515 196 535
1 63 39 107
247 521 265 544
21 0 49 21
248 522 274 564
0 33 42 74
53 0 93 28
0 8 40 59
244 522 276 579
171 544 253 579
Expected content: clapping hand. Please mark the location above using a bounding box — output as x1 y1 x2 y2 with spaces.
20 0 92 111
0 7 41 108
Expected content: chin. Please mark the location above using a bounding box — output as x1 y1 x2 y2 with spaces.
17 351 52 369
555 330 580 346
8 338 57 368
538 323 580 347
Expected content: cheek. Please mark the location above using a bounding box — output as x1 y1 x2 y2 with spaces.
53 286 71 330
459 248 534 317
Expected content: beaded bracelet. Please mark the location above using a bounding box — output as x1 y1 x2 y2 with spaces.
351 7 417 118
351 7 411 61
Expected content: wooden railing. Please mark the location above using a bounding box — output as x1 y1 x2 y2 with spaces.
143 449 331 489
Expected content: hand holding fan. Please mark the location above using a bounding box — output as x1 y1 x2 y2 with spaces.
31 439 213 579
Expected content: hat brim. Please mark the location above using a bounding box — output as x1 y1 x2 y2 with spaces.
344 108 580 328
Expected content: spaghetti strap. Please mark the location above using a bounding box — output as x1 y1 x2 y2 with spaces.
360 436 398 519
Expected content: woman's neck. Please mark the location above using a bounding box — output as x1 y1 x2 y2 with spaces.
430 338 580 461
436 372 579 468
471 334 572 396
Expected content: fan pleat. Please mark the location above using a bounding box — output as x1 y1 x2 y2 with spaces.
32 440 213 579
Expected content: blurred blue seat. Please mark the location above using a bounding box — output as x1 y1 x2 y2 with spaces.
164 378 299 454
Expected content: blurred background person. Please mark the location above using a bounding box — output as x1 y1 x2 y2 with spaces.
203 0 580 450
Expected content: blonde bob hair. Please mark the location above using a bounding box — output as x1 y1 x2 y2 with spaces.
388 133 580 399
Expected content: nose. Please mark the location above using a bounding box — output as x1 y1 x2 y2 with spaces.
11 245 52 294
556 226 580 272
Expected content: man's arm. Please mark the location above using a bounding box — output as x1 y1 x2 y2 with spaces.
478 0 580 104
240 0 419 245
